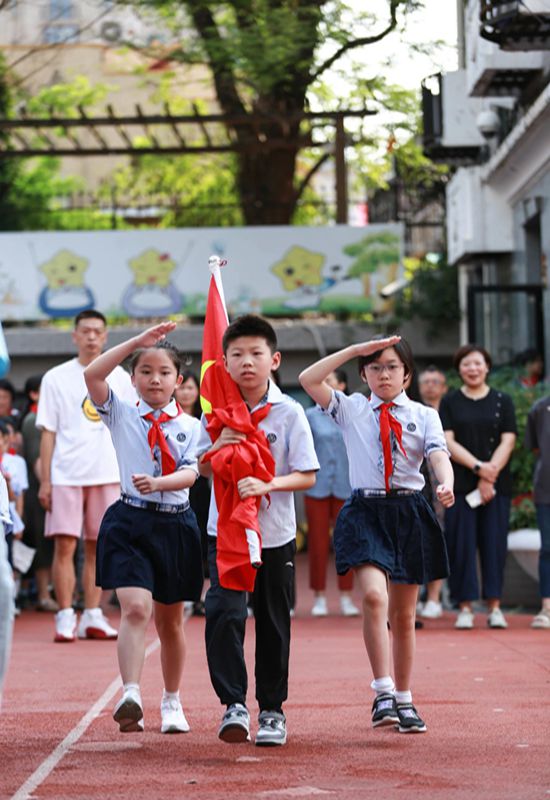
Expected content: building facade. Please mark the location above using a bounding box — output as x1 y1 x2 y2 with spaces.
423 0 550 368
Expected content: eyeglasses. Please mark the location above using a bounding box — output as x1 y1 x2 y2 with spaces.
365 363 404 376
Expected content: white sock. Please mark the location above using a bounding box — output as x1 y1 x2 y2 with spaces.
371 676 395 696
123 682 141 697
162 689 180 702
395 690 412 705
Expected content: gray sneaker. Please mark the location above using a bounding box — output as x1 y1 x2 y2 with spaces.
255 710 287 746
218 703 250 743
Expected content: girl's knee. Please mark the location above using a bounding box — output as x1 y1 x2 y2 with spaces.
389 606 415 632
362 586 387 613
121 599 151 626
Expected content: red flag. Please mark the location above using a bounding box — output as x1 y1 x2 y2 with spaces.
200 257 242 416
200 257 275 592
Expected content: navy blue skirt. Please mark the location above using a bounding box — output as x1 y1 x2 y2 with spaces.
96 500 203 604
334 492 449 585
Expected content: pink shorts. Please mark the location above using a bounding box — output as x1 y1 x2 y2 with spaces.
45 484 120 541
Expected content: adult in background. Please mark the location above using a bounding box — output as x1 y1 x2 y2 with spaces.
524 391 550 629
440 345 517 630
37 310 135 643
304 369 358 617
417 366 448 620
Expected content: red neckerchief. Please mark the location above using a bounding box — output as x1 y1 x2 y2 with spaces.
378 402 407 491
202 400 275 592
142 403 182 475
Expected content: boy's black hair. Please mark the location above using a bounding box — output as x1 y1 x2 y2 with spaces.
24 374 43 398
453 343 492 371
358 334 414 379
0 417 13 436
74 309 107 328
333 368 349 393
0 379 15 400
222 314 278 355
129 341 183 375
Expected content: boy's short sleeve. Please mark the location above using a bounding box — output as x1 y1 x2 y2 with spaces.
286 403 320 473
196 414 213 456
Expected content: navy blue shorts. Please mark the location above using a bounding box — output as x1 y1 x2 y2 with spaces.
334 491 449 585
96 500 203 604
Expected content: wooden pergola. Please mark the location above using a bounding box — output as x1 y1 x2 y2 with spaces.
0 106 375 223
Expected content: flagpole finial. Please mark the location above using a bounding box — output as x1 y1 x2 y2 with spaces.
208 255 227 274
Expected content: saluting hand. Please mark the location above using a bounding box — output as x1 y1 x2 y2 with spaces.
354 335 401 357
136 322 177 349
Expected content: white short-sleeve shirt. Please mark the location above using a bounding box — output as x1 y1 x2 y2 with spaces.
36 358 136 486
198 380 320 549
324 389 448 491
94 390 201 506
1 453 29 496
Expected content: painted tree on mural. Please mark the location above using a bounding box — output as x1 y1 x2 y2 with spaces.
129 0 424 225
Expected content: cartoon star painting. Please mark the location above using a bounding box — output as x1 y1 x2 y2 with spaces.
270 246 345 310
38 250 95 318
121 249 183 317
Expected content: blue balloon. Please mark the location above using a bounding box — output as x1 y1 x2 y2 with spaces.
0 323 9 379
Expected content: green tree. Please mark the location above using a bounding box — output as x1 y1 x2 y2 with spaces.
0 64 111 231
123 0 424 225
344 231 400 295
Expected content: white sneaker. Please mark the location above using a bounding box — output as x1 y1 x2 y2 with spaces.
311 596 328 617
455 608 474 630
54 608 77 642
420 600 443 619
487 608 508 629
531 609 550 629
160 696 190 734
77 608 118 640
113 688 144 732
340 596 360 617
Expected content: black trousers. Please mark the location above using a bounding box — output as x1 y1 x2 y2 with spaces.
205 535 295 713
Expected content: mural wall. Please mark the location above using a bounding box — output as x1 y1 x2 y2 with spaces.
0 224 403 321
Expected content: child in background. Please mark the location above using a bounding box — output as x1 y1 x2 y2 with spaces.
0 418 29 613
300 334 454 733
84 322 203 735
304 368 358 618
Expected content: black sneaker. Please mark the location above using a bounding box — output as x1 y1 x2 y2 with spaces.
371 692 399 728
396 703 427 733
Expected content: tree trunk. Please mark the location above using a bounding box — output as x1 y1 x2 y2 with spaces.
237 145 299 225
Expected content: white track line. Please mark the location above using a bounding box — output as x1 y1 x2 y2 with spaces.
10 638 160 800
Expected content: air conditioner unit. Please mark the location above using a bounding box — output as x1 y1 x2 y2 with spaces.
100 20 123 43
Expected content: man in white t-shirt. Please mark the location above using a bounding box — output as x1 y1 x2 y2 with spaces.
37 310 135 643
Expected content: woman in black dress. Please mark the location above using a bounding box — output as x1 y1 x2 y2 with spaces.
440 345 516 630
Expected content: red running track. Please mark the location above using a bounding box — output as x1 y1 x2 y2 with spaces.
1 553 549 800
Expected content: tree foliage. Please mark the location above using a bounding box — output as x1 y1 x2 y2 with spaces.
120 0 426 224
